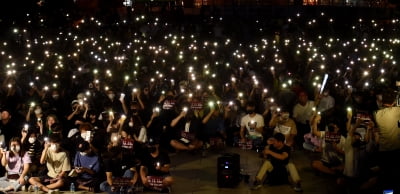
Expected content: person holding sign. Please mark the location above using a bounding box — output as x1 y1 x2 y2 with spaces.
311 115 345 175
140 137 173 193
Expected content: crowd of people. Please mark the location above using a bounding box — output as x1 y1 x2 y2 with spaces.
0 2 399 193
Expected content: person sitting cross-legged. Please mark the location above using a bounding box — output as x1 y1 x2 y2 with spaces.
251 133 302 192
140 137 174 193
28 134 71 193
70 141 101 192
0 137 31 192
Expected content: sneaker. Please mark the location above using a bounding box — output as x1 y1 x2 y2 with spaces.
251 184 262 190
293 186 303 192
27 185 34 192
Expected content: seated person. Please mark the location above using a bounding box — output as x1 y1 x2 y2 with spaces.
140 137 173 192
269 109 297 148
21 129 44 177
28 134 71 193
252 133 302 192
99 143 138 193
311 115 345 175
239 101 265 150
70 141 100 192
170 108 203 151
202 105 227 148
0 137 31 192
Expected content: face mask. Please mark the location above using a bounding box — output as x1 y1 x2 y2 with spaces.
246 109 255 114
128 122 134 127
280 113 290 122
28 137 36 144
34 108 42 115
52 95 59 99
11 145 20 153
81 132 87 139
108 94 115 100
50 144 58 151
80 152 87 156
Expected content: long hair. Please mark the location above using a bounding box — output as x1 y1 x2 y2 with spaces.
8 137 26 158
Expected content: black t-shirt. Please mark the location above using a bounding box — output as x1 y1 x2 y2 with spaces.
142 151 171 176
268 144 291 168
103 157 125 177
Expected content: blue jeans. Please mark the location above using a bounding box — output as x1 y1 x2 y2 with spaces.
99 169 134 193
0 175 29 191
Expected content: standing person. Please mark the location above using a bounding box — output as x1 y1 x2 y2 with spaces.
239 101 264 150
0 137 31 192
28 134 71 193
373 88 400 191
140 137 173 193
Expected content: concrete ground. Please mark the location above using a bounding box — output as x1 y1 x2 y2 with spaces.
15 146 386 194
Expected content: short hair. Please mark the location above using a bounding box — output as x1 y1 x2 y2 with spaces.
381 88 397 105
273 133 285 142
77 141 90 152
79 122 92 132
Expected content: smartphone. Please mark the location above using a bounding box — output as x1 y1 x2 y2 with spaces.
383 190 393 194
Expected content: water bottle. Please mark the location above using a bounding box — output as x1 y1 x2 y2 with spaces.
119 186 125 194
34 184 39 194
70 183 75 193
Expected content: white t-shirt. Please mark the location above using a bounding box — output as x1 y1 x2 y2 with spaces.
319 131 345 164
293 101 315 124
240 114 265 138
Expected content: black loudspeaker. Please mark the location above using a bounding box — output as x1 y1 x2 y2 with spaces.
217 153 240 188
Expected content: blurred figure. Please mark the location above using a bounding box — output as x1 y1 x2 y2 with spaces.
311 115 345 176
292 91 315 149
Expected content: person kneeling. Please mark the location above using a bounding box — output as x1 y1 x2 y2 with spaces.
140 137 173 193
